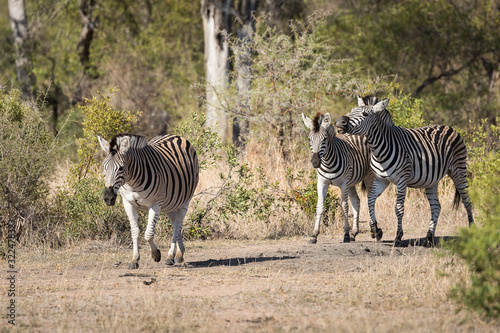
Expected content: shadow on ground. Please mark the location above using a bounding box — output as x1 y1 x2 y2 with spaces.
188 255 297 268
378 235 457 248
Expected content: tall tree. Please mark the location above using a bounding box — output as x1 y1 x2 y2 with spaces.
233 0 259 147
8 0 36 101
73 0 98 105
200 0 234 141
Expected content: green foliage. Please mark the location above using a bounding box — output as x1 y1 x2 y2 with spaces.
316 0 500 125
457 118 500 171
446 152 500 319
62 89 141 240
173 111 223 169
69 89 141 182
387 83 427 128
0 89 55 240
288 169 340 225
59 177 129 240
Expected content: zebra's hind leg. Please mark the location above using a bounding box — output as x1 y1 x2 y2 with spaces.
166 201 190 265
348 186 361 241
423 185 440 248
450 174 474 226
123 200 141 269
145 204 161 263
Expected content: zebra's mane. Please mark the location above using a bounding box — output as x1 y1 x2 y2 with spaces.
312 112 324 132
109 133 148 152
361 95 379 106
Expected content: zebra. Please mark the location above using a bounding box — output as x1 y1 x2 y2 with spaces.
97 133 199 269
335 97 474 246
302 112 373 244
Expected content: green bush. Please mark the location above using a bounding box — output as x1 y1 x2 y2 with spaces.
62 89 141 240
446 151 500 319
387 83 427 129
288 169 340 225
0 89 55 242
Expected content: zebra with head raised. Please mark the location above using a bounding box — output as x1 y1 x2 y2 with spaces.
336 97 474 246
302 112 374 244
98 133 199 269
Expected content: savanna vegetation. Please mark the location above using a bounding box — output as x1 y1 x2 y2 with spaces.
1 0 499 324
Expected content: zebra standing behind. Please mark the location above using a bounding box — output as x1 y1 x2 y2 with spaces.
302 112 374 244
335 97 474 246
98 133 199 269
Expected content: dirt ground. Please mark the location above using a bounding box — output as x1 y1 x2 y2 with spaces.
2 232 499 332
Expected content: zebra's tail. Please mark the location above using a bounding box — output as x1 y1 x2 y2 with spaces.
453 188 461 210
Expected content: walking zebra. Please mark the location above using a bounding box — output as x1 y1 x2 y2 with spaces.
336 97 474 246
98 133 199 269
302 112 373 244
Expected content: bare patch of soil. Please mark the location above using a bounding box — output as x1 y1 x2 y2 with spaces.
2 234 499 332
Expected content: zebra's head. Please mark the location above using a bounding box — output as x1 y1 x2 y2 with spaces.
302 112 336 168
336 97 389 136
97 134 133 206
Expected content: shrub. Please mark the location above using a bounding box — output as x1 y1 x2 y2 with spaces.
0 89 55 242
446 151 500 319
62 89 141 241
386 83 427 129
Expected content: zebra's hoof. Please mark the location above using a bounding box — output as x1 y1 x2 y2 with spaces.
174 257 184 265
350 231 359 241
166 258 175 266
151 249 161 262
343 234 351 243
423 232 435 248
128 262 139 270
309 237 317 244
374 228 383 241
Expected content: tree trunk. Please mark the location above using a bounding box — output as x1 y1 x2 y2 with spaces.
73 0 98 105
8 0 36 101
233 0 259 147
201 0 234 141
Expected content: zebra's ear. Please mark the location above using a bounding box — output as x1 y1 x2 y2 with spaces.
373 98 389 113
322 113 332 128
97 136 110 152
117 136 131 153
301 113 313 130
357 95 365 106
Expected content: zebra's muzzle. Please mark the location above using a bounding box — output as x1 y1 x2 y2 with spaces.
103 186 117 206
311 153 321 168
336 116 349 134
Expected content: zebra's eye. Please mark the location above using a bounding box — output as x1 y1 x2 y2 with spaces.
362 110 370 117
118 166 124 172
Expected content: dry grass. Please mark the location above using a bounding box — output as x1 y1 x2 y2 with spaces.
3 236 499 332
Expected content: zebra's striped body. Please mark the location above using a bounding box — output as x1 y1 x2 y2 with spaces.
302 112 373 243
336 97 474 246
98 133 199 268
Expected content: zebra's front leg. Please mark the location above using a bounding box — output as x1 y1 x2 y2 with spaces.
145 204 161 263
123 200 141 269
368 178 390 241
340 187 351 243
348 186 361 241
166 202 189 265
310 178 329 244
423 185 441 247
394 180 408 246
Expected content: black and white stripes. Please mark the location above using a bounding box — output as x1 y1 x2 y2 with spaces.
336 97 474 246
302 112 373 243
98 133 199 268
